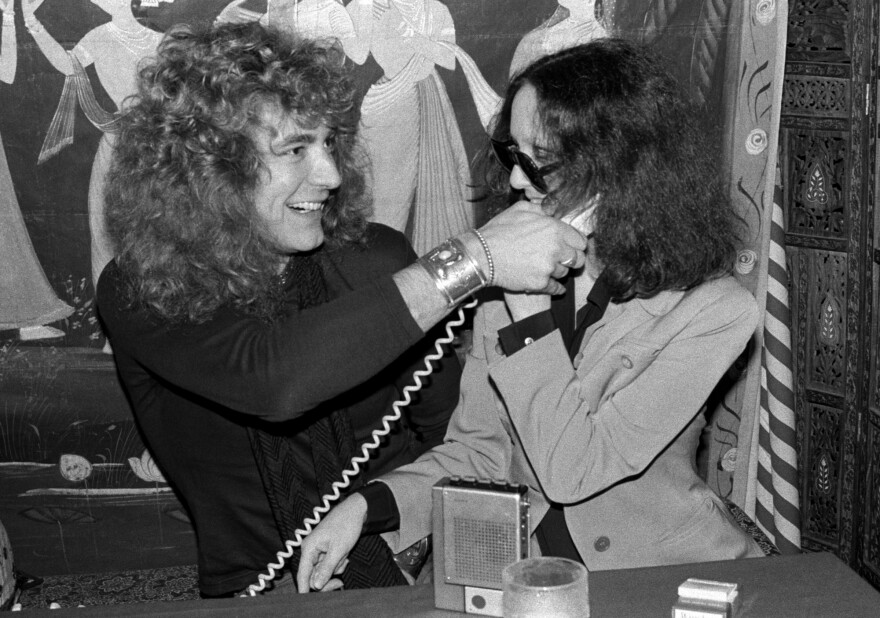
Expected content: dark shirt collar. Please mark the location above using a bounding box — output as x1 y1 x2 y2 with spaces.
551 270 611 359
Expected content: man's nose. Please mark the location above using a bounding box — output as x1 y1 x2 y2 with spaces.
311 149 342 189
509 164 532 191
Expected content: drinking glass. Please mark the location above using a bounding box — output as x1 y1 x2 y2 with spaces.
502 556 589 617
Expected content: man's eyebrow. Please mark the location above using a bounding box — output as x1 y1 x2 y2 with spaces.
272 132 317 147
511 135 553 156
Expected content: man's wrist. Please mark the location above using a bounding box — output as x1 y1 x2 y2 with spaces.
416 236 487 308
393 261 453 332
357 481 400 535
457 231 490 284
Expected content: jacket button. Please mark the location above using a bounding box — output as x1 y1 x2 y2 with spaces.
621 355 633 369
495 342 504 355
594 536 611 552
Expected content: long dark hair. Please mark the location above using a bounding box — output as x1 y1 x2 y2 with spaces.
487 38 742 300
105 22 370 323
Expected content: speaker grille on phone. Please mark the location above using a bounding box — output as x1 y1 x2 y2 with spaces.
433 477 529 611
452 517 518 586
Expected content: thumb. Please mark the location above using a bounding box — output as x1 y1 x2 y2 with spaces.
296 544 318 593
297 537 330 593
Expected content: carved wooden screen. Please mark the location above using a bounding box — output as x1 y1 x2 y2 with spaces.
781 0 879 588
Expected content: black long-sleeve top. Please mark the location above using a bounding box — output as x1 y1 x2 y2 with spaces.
97 224 461 596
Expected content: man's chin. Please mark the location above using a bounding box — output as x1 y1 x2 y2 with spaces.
283 238 325 255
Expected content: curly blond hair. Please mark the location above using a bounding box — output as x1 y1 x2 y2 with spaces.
105 21 369 322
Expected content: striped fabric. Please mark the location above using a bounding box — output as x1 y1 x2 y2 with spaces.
754 174 801 554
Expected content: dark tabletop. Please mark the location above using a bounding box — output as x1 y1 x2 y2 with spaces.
20 552 880 617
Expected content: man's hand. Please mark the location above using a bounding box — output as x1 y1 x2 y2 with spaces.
393 200 585 333
474 201 587 296
296 493 368 593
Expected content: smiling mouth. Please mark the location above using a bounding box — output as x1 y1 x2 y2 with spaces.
287 201 325 213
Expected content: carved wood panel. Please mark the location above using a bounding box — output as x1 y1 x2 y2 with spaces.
787 0 850 62
808 251 847 394
788 133 847 237
783 69 849 119
784 0 878 588
846 0 877 585
862 414 880 587
802 402 844 547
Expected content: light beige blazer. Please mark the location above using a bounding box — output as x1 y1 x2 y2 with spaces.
380 275 765 570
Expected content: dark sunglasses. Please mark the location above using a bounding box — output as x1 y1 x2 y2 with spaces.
491 139 559 193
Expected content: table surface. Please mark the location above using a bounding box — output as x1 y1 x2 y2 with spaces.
23 552 880 617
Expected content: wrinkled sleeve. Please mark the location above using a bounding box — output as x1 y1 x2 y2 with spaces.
96 242 425 423
490 286 759 505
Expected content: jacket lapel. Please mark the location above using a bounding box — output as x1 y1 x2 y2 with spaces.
573 290 684 374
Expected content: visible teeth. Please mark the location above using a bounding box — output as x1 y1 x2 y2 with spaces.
287 202 324 212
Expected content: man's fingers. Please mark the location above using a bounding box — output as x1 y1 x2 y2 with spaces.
333 558 349 575
310 558 340 591
296 546 318 593
544 279 565 296
560 243 587 267
478 199 589 294
308 548 351 591
551 263 569 280
296 548 347 592
319 578 344 592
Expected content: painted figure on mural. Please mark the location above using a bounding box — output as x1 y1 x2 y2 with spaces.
216 0 359 57
0 0 73 340
22 0 163 333
510 0 613 77
264 0 356 45
344 0 473 255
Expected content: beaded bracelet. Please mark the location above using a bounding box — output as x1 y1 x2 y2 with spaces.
418 236 488 308
470 228 495 287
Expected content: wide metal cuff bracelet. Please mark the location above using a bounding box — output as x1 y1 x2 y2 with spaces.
418 237 488 307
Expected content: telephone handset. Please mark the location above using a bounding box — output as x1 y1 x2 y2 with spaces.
246 299 478 595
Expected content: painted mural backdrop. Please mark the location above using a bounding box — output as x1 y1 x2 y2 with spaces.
0 0 791 577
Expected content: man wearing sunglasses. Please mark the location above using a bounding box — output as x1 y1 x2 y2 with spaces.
491 138 560 195
298 38 764 593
